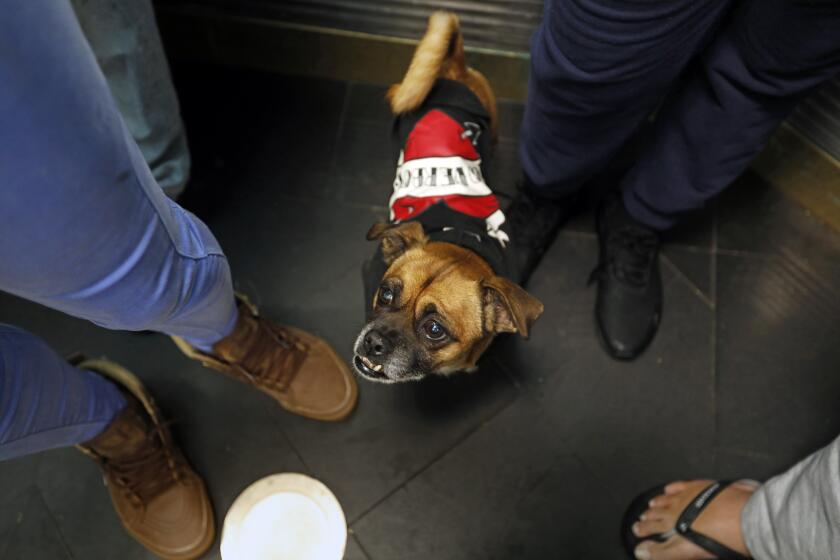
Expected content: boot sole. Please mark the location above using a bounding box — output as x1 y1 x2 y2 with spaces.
76 358 216 560
171 293 357 422
171 334 358 422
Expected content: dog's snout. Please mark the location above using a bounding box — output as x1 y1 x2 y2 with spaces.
363 330 391 357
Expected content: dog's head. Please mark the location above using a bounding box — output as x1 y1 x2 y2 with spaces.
353 222 543 383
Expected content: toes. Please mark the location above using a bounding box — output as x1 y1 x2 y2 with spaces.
635 538 700 560
634 541 654 560
665 479 717 496
734 479 761 491
648 495 673 509
635 540 674 560
633 516 669 538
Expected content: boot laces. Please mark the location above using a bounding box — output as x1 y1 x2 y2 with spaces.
591 226 658 287
230 317 308 391
104 425 184 506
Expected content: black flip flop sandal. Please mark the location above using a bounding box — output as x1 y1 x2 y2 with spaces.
621 481 751 559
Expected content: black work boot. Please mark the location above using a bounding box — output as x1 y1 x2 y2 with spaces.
505 181 580 284
592 195 662 360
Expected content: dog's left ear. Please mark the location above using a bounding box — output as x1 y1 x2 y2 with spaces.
367 222 428 265
481 276 544 338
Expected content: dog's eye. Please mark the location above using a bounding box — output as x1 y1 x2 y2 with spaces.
378 286 395 306
423 320 447 341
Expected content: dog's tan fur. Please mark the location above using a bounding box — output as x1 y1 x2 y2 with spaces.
368 224 542 374
386 11 498 138
357 12 541 380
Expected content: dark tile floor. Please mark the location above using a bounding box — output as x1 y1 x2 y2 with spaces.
2 64 840 559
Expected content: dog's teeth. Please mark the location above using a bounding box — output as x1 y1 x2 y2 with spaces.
360 355 383 373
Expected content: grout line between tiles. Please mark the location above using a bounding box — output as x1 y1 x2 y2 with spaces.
35 486 76 560
266 406 313 475
328 81 354 173
710 214 719 449
279 427 313 474
349 531 374 560
663 243 715 254
347 394 520 527
0 505 12 559
660 254 715 310
571 453 623 509
715 248 781 259
512 451 570 508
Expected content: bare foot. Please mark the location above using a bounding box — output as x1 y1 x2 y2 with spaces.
633 480 758 560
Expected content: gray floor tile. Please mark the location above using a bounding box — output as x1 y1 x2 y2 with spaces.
511 235 716 488
345 83 391 125
717 171 840 262
353 403 619 559
28 449 152 560
662 245 714 305
0 479 41 554
330 118 395 208
282 357 517 522
715 253 840 466
175 65 349 215
1 487 72 560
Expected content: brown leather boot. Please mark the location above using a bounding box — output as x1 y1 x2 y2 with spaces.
77 359 215 560
172 295 358 421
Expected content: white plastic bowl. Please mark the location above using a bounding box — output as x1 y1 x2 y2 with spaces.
220 473 347 560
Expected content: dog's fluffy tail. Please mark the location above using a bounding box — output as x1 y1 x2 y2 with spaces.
387 11 465 114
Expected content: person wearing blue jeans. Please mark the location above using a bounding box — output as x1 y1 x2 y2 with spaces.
503 1 840 559
71 0 191 200
1 2 358 558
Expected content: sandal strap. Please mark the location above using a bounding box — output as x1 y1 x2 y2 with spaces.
675 481 750 560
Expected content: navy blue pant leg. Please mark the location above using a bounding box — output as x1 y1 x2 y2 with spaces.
520 0 733 197
623 0 840 229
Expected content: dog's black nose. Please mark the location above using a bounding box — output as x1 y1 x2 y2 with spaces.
363 330 391 356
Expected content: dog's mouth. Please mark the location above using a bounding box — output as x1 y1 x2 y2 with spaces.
353 354 388 381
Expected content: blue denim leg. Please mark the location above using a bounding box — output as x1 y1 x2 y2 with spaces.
70 0 191 199
0 325 127 461
0 0 236 348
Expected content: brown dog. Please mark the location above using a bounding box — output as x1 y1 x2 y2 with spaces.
352 12 543 383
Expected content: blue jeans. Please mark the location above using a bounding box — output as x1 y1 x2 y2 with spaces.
71 0 192 199
0 0 237 460
522 0 840 229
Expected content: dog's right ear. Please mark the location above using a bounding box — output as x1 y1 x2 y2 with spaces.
366 222 428 264
481 276 544 339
